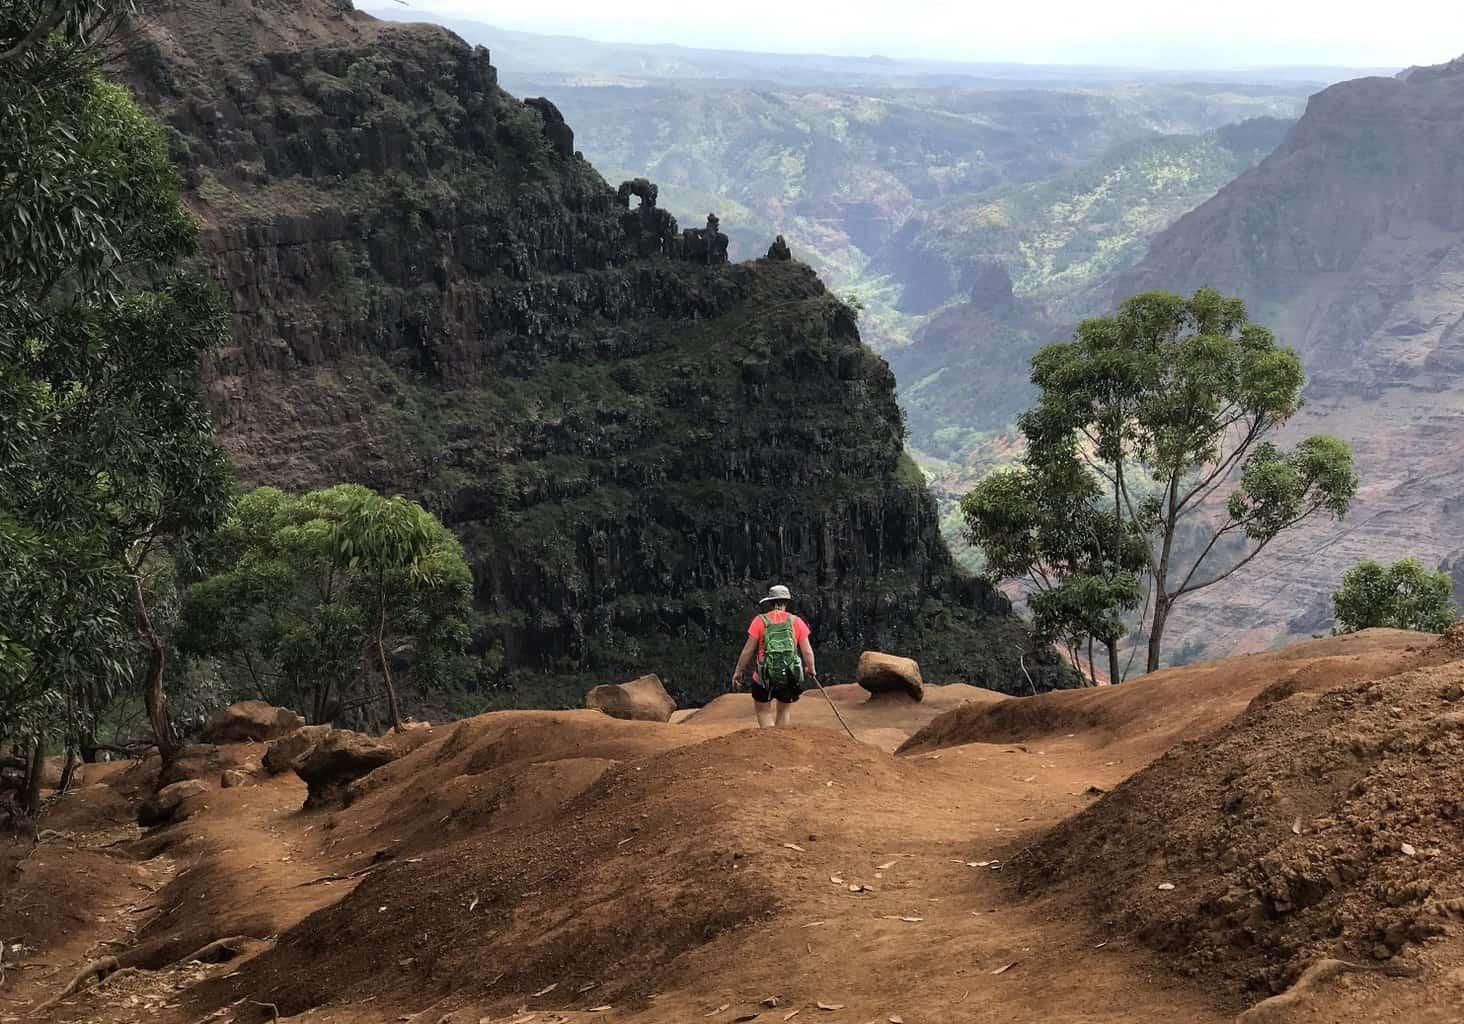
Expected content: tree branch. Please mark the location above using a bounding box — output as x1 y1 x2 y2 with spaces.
1172 499 1331 598
1174 416 1266 516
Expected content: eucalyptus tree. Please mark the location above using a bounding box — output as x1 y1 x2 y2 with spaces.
2 1 231 792
180 486 474 730
968 288 1357 675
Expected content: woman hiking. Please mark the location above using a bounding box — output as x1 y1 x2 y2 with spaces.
730 584 816 728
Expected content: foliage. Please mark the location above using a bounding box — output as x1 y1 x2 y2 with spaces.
1332 558 1457 635
968 288 1357 675
180 486 474 729
1 19 230 800
962 457 1145 683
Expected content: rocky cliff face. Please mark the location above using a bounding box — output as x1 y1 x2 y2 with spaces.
1116 56 1464 655
118 0 1057 704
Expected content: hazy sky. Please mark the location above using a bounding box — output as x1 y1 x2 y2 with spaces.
385 0 1459 68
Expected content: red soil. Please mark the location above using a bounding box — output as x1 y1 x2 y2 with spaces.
3 628 1459 1024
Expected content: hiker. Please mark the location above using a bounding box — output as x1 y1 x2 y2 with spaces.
731 584 815 728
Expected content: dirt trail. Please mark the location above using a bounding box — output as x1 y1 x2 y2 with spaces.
5 628 1456 1024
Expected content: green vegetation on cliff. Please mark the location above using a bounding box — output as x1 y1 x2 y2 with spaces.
116 0 1067 706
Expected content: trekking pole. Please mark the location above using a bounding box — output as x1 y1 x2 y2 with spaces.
807 672 858 742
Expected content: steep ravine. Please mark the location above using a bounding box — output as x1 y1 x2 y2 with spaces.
117 0 1060 705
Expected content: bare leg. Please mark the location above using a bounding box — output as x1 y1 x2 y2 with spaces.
774 701 794 727
754 700 775 729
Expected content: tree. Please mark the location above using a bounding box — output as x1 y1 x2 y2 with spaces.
1333 558 1456 635
982 288 1357 674
1 11 231 797
180 486 474 730
962 455 1146 684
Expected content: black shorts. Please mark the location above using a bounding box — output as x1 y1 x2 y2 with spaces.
750 679 802 704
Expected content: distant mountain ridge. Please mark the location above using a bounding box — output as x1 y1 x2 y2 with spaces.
359 9 1396 89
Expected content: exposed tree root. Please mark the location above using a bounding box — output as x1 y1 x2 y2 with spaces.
29 955 120 1016
1236 959 1377 1023
30 934 258 1016
179 935 254 965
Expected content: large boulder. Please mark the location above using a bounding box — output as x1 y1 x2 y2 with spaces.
263 724 334 775
201 701 306 743
158 743 222 788
856 652 925 702
295 729 397 809
137 779 210 827
585 675 677 722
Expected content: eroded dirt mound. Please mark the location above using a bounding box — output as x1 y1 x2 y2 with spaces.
1015 660 1464 998
200 722 923 1019
900 629 1437 760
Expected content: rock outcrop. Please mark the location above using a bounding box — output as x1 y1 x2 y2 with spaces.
138 780 210 827
585 675 677 722
115 0 1063 705
1113 56 1464 656
201 701 307 744
293 729 397 808
263 725 335 775
856 652 925 701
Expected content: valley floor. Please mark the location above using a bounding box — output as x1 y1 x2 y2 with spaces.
4 630 1461 1024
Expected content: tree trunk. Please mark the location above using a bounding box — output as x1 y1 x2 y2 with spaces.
1106 638 1122 685
376 602 403 732
58 745 81 793
22 738 45 817
134 575 178 765
1147 596 1170 674
1146 475 1182 674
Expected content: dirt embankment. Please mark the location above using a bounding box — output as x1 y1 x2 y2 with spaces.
1014 659 1464 996
6 628 1464 1024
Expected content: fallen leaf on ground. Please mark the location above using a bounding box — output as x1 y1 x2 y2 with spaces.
1402 842 1417 856
1291 818 1303 835
588 1007 612 1013
830 876 845 885
991 962 1019 975
1093 940 1108 949
467 896 479 912
802 920 827 928
579 982 598 992
783 1012 801 1022
877 860 897 870
1157 882 1176 891
706 1005 731 1017
817 1002 845 1011
532 983 559 997
784 843 806 853
889 1016 905 1023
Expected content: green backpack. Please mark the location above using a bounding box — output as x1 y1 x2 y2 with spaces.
758 614 803 688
